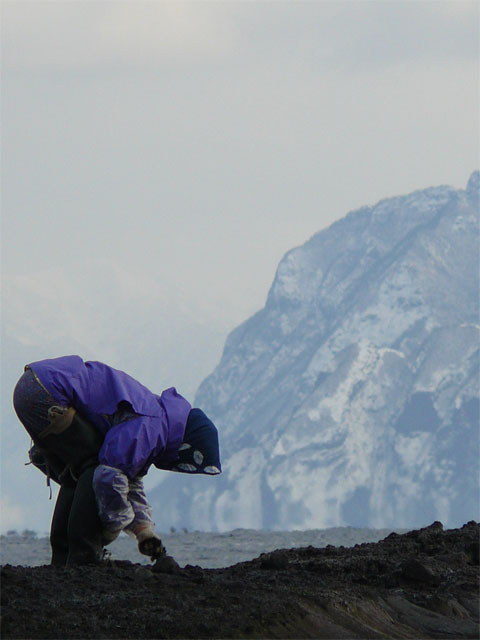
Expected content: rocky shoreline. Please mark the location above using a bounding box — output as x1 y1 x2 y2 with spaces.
0 526 409 568
1 521 479 639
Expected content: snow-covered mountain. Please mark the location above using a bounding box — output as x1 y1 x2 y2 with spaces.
151 172 480 531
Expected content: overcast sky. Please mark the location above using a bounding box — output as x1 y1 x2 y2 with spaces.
1 1 478 531
3 1 478 312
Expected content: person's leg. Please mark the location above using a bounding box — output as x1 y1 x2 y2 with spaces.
66 466 104 566
50 485 75 566
26 445 79 565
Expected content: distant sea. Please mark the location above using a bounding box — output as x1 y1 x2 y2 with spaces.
1 527 408 568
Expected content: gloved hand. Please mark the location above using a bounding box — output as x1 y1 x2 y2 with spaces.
136 527 166 559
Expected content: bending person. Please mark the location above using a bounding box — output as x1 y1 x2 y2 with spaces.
13 355 221 565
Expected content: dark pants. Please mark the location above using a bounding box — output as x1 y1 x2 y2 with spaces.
13 368 104 565
49 466 103 565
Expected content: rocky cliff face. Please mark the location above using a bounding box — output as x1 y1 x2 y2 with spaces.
151 172 479 531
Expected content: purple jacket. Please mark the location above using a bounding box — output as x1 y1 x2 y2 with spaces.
29 356 191 478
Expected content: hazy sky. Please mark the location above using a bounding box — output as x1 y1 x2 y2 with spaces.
3 1 478 313
1 1 478 531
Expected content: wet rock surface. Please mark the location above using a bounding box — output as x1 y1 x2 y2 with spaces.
1 522 479 639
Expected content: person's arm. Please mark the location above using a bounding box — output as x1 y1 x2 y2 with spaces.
93 465 165 556
123 476 154 533
93 416 167 556
99 415 166 478
92 465 145 532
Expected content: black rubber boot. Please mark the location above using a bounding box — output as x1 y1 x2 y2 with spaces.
66 466 104 566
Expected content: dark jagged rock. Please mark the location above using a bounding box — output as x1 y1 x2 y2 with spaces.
152 554 182 574
260 550 289 570
400 559 441 585
1 522 479 639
